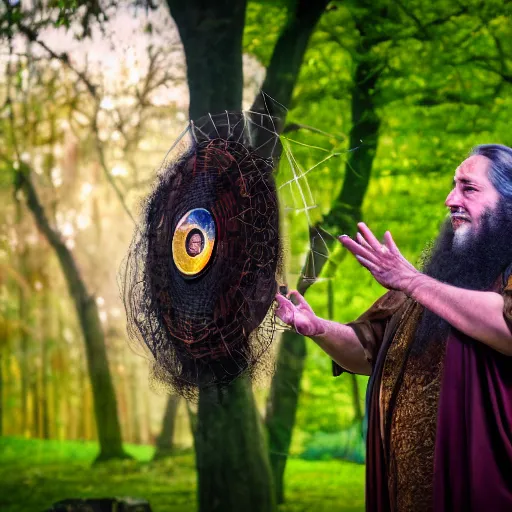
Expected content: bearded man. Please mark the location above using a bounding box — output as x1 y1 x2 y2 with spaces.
275 144 512 512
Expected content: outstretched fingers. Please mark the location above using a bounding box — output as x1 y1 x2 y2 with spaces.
357 222 382 251
339 234 379 264
356 232 373 251
384 230 400 255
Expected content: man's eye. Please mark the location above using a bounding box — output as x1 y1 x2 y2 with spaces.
463 186 476 193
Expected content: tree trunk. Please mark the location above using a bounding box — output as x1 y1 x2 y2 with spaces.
350 374 363 423
185 400 198 445
78 356 87 440
265 330 306 504
53 363 61 439
265 56 382 502
247 0 331 503
329 280 363 423
16 166 128 461
0 344 3 436
81 294 129 460
32 366 40 437
118 351 130 442
40 277 51 439
166 0 329 506
2 343 11 436
166 0 247 121
55 309 65 440
196 376 275 512
165 1 277 509
130 361 141 444
153 394 180 459
16 199 30 436
143 386 152 445
325 59 381 237
250 0 330 131
87 382 96 441
172 0 330 503
41 339 50 439
18 270 30 436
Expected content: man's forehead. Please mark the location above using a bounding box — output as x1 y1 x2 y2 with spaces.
454 155 491 182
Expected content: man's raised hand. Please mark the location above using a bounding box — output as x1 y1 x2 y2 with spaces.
339 222 420 294
274 291 325 337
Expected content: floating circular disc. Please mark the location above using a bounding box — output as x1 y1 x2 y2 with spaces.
120 111 283 398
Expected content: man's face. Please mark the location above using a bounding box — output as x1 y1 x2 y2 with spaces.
188 233 202 256
445 155 500 246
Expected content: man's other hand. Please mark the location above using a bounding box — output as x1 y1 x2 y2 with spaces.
339 222 421 294
274 291 326 337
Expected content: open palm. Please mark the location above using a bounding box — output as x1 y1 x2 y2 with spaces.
274 291 324 337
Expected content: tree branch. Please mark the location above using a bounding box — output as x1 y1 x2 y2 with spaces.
15 21 137 225
18 23 98 98
90 104 137 225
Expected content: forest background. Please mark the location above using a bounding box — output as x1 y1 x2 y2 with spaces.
0 0 511 511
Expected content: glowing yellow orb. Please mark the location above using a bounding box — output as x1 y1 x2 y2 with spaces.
172 209 216 277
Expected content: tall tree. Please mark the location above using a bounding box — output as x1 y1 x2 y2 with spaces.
165 1 272 509
0 305 4 436
263 6 383 501
14 164 129 460
165 0 328 509
153 394 180 459
14 200 31 435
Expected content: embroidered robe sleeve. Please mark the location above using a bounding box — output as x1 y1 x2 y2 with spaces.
333 290 408 376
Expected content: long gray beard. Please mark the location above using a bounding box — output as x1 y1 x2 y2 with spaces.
412 199 512 354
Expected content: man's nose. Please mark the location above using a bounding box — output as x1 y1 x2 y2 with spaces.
445 188 462 209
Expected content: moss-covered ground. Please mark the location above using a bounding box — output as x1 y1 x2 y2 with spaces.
0 437 365 512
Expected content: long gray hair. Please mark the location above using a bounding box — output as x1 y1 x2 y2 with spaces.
472 144 512 199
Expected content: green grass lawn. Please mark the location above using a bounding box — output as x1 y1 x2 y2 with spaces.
0 437 365 512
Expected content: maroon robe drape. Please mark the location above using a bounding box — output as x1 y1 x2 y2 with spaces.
433 332 512 511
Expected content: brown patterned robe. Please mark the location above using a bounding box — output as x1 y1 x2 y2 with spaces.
335 275 512 512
